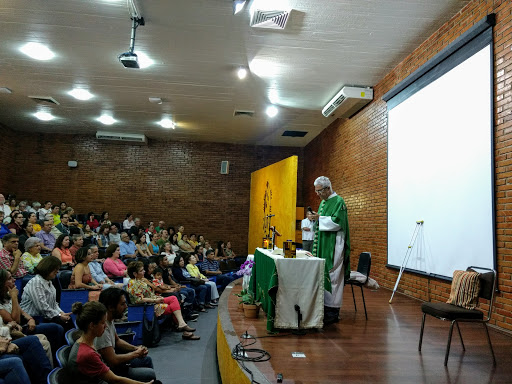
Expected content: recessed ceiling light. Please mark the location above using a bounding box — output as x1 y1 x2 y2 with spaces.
34 111 55 121
19 42 55 61
268 89 279 104
266 105 278 118
136 52 154 69
237 67 248 80
233 0 246 14
158 118 175 129
97 115 117 125
68 88 94 101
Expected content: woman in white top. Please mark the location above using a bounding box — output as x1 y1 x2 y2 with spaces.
123 213 135 231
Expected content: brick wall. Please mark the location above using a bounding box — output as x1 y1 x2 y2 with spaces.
4 130 303 254
304 0 512 331
0 124 15 194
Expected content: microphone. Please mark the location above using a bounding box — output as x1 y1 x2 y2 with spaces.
266 214 275 218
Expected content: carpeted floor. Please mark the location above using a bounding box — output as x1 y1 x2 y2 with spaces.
149 306 222 384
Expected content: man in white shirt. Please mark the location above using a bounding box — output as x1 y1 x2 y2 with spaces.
301 211 315 252
109 224 121 244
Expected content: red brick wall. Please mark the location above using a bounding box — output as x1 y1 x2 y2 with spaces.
0 124 15 195
5 130 303 254
304 0 512 331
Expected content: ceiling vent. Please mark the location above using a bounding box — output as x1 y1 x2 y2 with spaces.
250 10 291 29
233 110 255 117
282 130 308 137
322 86 373 118
96 131 147 144
28 96 60 105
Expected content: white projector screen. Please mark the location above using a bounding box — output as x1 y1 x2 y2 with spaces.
387 43 494 278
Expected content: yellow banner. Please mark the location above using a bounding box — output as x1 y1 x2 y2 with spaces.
248 156 298 254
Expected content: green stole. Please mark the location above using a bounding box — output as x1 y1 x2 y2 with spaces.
312 194 351 292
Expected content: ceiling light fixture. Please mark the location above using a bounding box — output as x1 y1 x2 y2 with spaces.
68 88 94 101
20 42 55 61
233 0 246 14
158 118 175 129
34 111 55 121
237 67 248 80
97 115 117 125
266 105 278 118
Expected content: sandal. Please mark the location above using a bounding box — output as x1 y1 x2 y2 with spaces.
177 325 196 332
182 333 200 340
205 304 215 309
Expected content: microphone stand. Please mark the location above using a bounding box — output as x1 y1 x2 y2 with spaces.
292 304 306 335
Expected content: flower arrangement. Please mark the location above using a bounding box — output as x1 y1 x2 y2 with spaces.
236 260 255 277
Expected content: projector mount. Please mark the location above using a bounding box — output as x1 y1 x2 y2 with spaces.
118 0 145 68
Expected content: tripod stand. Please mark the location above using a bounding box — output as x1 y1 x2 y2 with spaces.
389 220 424 304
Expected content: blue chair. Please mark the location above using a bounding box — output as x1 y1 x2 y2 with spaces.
56 345 71 368
113 321 138 344
65 328 82 346
126 303 154 346
57 270 89 313
47 367 63 384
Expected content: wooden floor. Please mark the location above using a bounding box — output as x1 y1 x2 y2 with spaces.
226 284 512 384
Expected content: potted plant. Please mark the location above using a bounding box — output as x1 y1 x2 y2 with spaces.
233 289 247 311
241 291 260 318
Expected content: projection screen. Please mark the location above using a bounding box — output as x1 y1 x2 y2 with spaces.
385 19 495 279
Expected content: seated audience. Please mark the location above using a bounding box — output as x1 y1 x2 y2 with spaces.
178 234 195 253
46 214 63 239
0 234 28 278
21 237 43 274
156 229 169 247
100 211 112 227
136 234 151 258
129 218 144 239
170 233 180 253
103 244 128 278
148 232 161 256
197 235 205 247
109 223 121 244
123 213 135 231
35 219 56 252
66 301 152 384
214 240 226 260
59 201 67 215
38 201 52 221
201 249 236 290
0 194 11 223
120 232 138 260
68 247 103 293
18 200 29 212
18 219 35 253
126 261 199 340
27 212 41 233
167 226 175 238
155 221 165 233
8 198 16 212
64 207 81 229
83 223 95 239
203 240 213 259
69 234 84 259
8 212 24 235
176 225 184 241
97 288 157 382
97 224 111 248
87 212 100 231
20 256 74 330
88 245 123 289
0 334 52 384
187 234 198 249
172 255 214 311
160 241 176 265
194 245 204 262
156 255 196 310
0 269 63 365
0 213 10 238
30 201 41 215
51 234 75 268
145 223 156 239
185 254 219 303
56 212 71 236
151 268 179 296
225 241 237 259
50 205 61 226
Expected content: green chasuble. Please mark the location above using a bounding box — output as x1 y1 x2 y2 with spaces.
312 194 350 292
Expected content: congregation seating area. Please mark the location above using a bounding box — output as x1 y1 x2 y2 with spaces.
0 195 243 384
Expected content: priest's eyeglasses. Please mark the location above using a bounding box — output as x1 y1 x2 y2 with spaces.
315 186 329 194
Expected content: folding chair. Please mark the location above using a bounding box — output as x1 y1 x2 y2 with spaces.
344 252 371 319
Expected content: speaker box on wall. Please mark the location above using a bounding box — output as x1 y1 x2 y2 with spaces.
220 160 229 174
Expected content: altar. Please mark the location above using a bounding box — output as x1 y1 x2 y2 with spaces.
249 247 325 331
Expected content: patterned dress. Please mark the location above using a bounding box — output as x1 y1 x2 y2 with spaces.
127 279 167 316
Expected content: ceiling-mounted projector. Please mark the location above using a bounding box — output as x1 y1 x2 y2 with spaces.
119 52 139 68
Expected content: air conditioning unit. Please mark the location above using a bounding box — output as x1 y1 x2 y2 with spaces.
322 86 373 118
96 131 147 144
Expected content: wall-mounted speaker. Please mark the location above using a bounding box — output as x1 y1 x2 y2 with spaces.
220 160 229 174
68 160 78 168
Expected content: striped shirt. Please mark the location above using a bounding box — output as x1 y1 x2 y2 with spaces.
20 274 63 318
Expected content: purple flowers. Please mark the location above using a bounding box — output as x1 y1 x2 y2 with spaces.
236 260 255 277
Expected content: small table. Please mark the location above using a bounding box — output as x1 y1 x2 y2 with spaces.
249 248 325 331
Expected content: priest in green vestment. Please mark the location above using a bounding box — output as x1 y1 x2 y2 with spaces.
311 176 350 325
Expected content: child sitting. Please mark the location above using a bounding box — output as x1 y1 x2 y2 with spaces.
152 268 178 296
